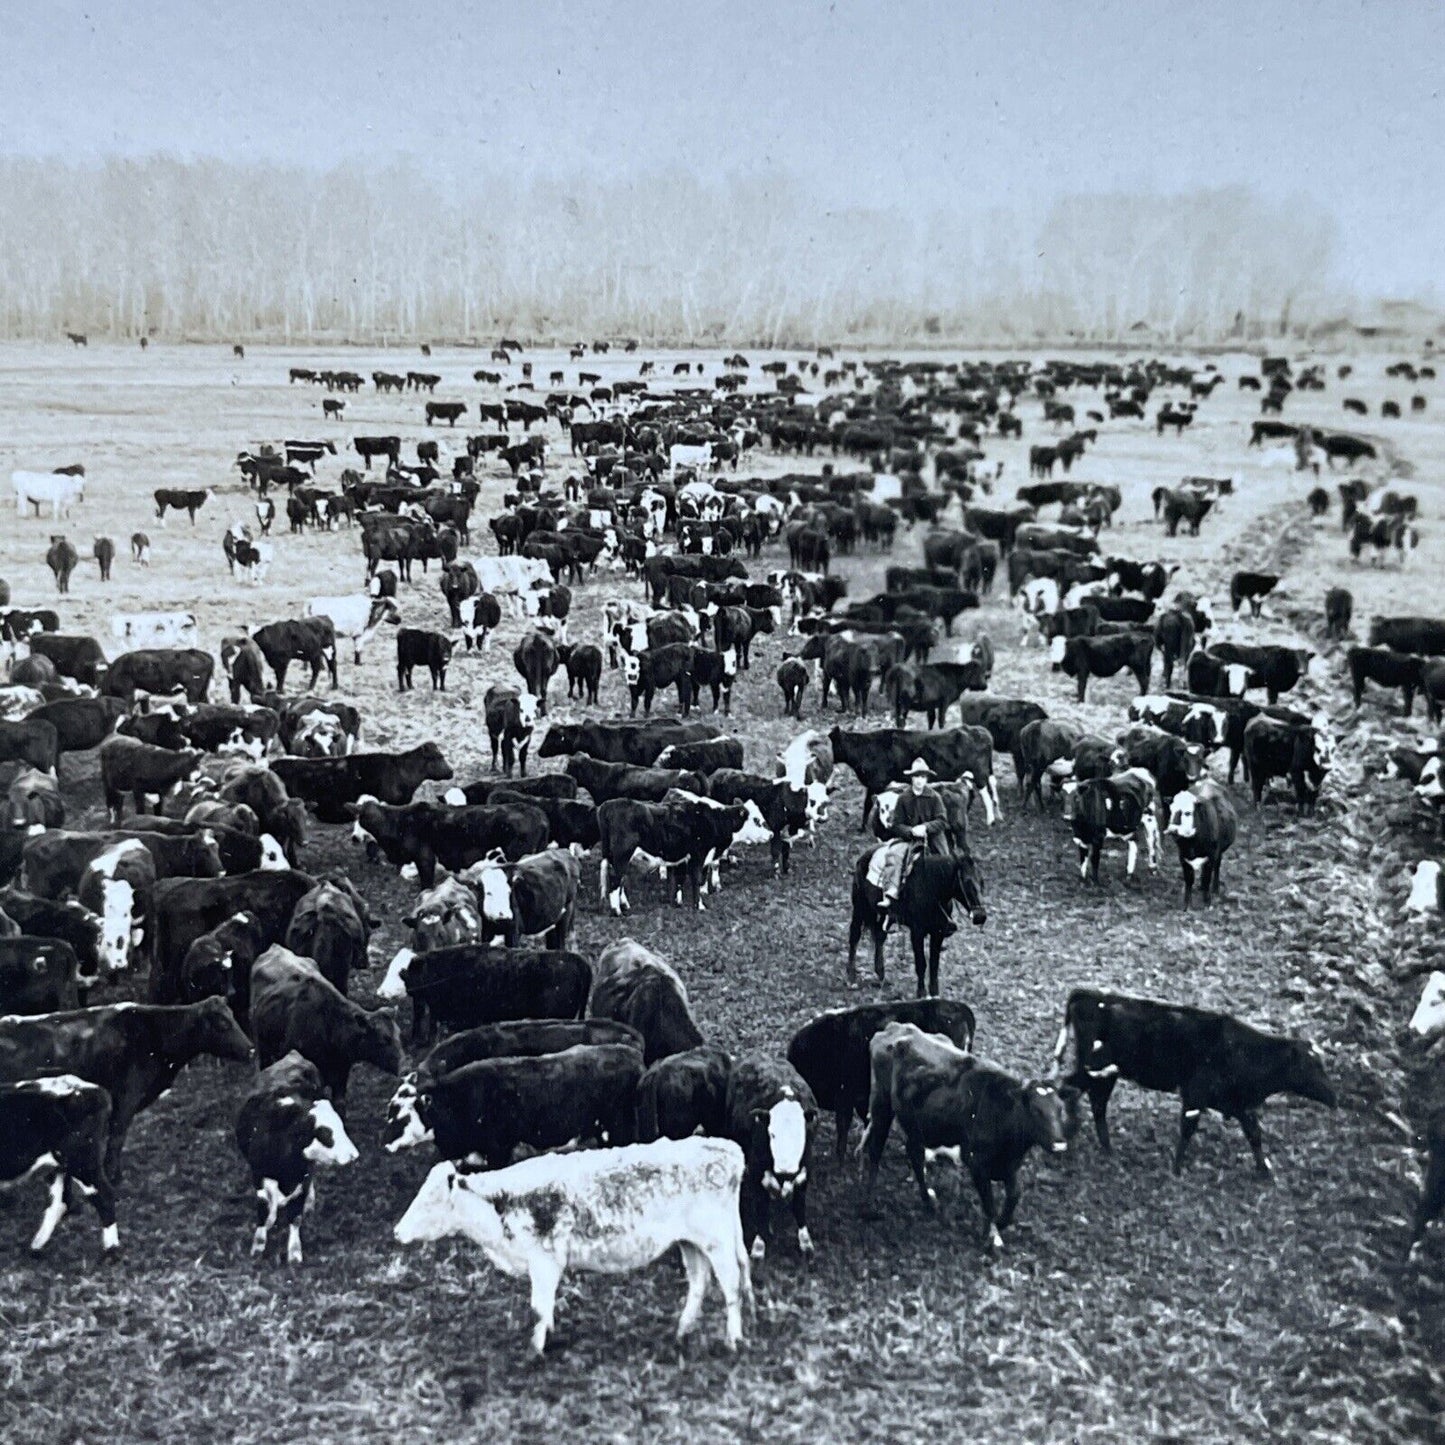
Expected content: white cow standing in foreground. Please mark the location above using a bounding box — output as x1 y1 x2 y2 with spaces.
394 1137 753 1354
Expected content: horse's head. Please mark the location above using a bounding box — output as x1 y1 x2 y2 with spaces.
951 851 987 927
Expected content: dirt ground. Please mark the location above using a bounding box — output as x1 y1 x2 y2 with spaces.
0 341 1442 1443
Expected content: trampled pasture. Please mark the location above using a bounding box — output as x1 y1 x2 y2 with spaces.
0 341 1442 1443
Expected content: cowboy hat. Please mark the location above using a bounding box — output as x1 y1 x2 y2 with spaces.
905 757 935 778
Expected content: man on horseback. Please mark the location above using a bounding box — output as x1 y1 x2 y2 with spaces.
866 758 950 919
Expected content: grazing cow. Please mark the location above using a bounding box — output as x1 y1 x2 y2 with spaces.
589 939 704 1065
153 488 211 524
250 947 403 1112
270 742 452 824
484 684 537 776
305 595 400 666
0 718 60 775
861 1023 1068 1250
1348 646 1425 715
724 1053 817 1259
1229 571 1280 618
377 943 591 1046
14 471 85 519
102 647 213 704
98 736 204 823
1370 616 1445 656
234 1051 357 1264
1054 631 1152 702
46 536 78 594
1070 769 1160 883
250 618 339 692
395 628 452 691
1054 989 1335 1174
0 1076 117 1254
284 880 372 996
635 1044 734 1142
0 997 253 1184
393 1138 751 1354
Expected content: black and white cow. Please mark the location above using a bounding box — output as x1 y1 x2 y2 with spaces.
1070 769 1160 884
1164 780 1237 908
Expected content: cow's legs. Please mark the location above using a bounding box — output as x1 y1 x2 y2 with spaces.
903 1132 934 1208
29 1172 68 1252
969 1169 1004 1251
1173 1104 1203 1174
910 930 928 998
527 1256 563 1354
676 1241 711 1339
1085 1076 1117 1151
791 1183 813 1257
1237 1109 1272 1177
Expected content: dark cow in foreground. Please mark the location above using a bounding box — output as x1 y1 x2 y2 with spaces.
0 997 254 1184
250 947 403 1112
414 1018 643 1090
786 999 976 1157
0 1076 117 1254
847 850 987 996
1054 989 1335 1175
861 1023 1068 1250
588 939 704 1065
377 943 591 1046
234 1051 358 1264
383 1044 641 1166
725 1053 818 1259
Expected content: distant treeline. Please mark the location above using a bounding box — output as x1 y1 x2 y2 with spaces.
0 156 1351 346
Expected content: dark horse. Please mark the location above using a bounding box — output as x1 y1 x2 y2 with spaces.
847 849 987 996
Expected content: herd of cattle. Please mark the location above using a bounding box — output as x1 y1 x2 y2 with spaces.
0 343 1441 1354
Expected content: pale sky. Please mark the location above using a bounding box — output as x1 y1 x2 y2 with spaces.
4 0 1442 296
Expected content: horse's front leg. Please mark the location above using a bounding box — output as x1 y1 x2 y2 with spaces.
910 929 927 997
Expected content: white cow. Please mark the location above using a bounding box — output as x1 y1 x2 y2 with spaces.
472 556 553 615
0 685 47 720
669 442 715 475
393 1138 753 1354
305 595 401 665
13 471 85 519
109 611 199 648
1407 860 1443 916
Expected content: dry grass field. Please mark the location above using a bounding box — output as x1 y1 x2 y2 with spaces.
0 341 1442 1443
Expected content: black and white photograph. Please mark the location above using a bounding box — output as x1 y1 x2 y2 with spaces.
0 1 1443 1439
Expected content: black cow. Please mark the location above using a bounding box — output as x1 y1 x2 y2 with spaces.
484 684 537 776
1369 616 1445 657
1229 571 1280 618
46 537 78 594
588 939 704 1065
93 536 115 581
0 718 60 774
1056 632 1152 702
654 737 744 775
565 755 707 805
0 997 253 1184
725 1053 818 1259
955 697 1048 758
1207 641 1313 703
413 1019 643 1089
556 642 603 704
350 798 548 886
705 769 811 876
1348 646 1424 714
395 628 452 692
0 935 81 1015
786 999 976 1157
1241 714 1333 812
250 947 402 1112
1055 989 1335 1175
1115 724 1204 806
512 629 559 714
154 488 211 523
383 1044 640 1165
174 909 267 1012
250 619 338 692
269 742 452 823
28 633 106 686
537 717 721 767
596 793 748 913
634 1044 733 1141
98 736 204 823
102 647 213 705
829 726 998 828
452 773 578 805
283 880 372 996
861 1023 1068 1250
0 1077 117 1254
1324 587 1353 640
377 943 591 1046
